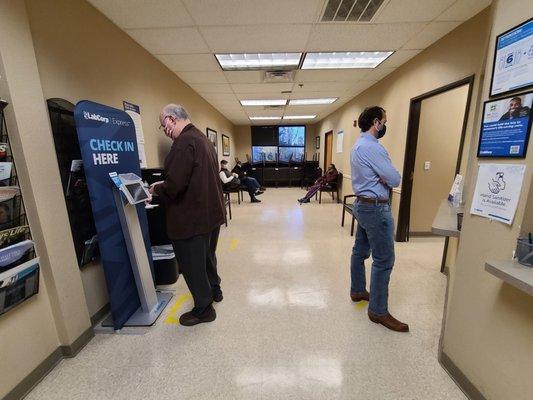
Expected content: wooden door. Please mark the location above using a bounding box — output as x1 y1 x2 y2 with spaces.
324 131 333 171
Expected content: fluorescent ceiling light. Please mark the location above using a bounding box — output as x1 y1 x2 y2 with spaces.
240 99 287 106
302 51 394 69
283 115 317 120
289 98 338 105
249 116 282 120
216 53 302 71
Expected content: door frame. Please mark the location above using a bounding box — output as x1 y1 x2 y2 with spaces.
323 130 333 171
395 75 475 244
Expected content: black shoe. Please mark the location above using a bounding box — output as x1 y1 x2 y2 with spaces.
213 291 223 302
251 197 261 203
179 305 216 326
255 190 264 196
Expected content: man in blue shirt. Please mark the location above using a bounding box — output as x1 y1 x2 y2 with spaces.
349 106 409 333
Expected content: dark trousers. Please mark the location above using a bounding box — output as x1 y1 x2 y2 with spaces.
171 226 221 315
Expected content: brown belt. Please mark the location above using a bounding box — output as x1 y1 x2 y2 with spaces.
356 196 389 204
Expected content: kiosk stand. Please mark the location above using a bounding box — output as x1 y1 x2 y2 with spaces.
102 173 172 328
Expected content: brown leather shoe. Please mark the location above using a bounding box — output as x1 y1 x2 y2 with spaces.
368 311 409 332
350 291 370 302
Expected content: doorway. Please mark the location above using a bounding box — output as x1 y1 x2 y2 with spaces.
396 75 474 243
324 131 333 171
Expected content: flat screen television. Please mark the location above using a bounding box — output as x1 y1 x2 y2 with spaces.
278 147 305 163
252 146 278 163
278 126 305 147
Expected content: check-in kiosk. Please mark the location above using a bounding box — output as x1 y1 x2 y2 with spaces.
106 172 172 327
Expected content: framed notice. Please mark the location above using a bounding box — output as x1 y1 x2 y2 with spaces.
315 136 320 149
206 128 217 154
477 91 532 158
222 134 230 156
490 18 533 97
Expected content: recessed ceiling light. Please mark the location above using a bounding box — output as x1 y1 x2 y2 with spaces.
283 115 317 120
249 116 282 120
302 51 394 69
216 53 302 71
289 98 338 105
240 99 287 106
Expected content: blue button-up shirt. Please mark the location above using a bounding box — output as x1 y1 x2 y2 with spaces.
351 132 401 200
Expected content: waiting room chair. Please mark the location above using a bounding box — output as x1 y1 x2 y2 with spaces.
224 192 232 227
341 194 357 236
316 173 343 204
223 186 243 204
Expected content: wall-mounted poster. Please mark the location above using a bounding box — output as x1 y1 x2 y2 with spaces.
477 91 532 158
222 134 230 156
470 163 526 225
490 18 533 97
315 136 320 149
206 128 217 154
336 131 344 153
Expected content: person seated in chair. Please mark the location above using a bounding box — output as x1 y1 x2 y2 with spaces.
298 164 339 204
220 160 261 203
232 160 265 192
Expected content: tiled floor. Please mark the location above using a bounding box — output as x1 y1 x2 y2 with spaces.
25 188 465 400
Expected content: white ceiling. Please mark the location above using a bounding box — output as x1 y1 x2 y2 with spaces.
88 0 492 125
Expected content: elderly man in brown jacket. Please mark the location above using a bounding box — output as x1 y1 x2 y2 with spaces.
149 104 225 326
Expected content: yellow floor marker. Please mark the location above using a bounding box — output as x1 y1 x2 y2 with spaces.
355 300 368 310
164 293 192 325
229 238 239 251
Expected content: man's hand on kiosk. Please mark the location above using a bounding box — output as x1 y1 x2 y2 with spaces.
148 181 163 196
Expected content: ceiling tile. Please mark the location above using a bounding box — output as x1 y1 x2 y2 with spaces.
189 83 234 93
126 27 209 54
245 109 284 117
293 82 352 92
232 83 294 94
402 21 462 49
183 0 323 25
156 54 221 71
176 71 228 84
88 0 194 29
200 25 312 52
289 91 346 99
436 0 492 21
375 0 455 23
306 23 427 51
285 105 331 114
200 93 239 102
346 80 379 95
224 71 264 84
295 69 371 83
362 67 397 81
379 49 422 68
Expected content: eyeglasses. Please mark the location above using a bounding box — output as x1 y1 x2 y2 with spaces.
158 115 171 131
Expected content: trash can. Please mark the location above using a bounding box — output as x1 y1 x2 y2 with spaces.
152 245 179 285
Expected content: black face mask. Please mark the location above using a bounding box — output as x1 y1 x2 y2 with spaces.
377 124 387 139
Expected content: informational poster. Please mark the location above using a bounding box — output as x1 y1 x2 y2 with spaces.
470 163 526 225
478 92 532 158
490 18 533 97
123 101 147 168
336 131 344 153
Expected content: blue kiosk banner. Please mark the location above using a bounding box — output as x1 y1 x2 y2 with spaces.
74 100 153 329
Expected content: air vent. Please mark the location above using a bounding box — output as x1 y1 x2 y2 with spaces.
263 70 295 83
321 0 384 22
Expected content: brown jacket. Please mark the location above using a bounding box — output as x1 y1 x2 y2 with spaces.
155 124 225 239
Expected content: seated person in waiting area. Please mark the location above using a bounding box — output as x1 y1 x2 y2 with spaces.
231 160 265 192
298 164 339 204
219 160 262 203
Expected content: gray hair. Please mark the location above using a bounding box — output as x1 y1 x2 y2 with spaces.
162 104 190 120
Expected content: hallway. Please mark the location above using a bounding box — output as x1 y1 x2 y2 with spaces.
26 188 465 400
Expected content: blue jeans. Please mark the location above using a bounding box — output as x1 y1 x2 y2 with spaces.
350 202 395 316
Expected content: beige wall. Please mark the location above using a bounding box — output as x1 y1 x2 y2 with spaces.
442 1 533 398
24 0 238 319
312 9 491 208
410 84 469 233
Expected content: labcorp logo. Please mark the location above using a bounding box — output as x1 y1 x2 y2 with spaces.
83 111 109 124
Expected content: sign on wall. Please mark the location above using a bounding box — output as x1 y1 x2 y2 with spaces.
74 100 153 329
336 131 344 153
490 18 533 97
477 92 532 158
470 163 526 225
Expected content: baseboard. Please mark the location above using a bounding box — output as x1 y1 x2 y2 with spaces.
90 303 110 327
409 231 438 237
439 351 487 400
2 348 62 400
2 327 94 400
60 327 94 357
